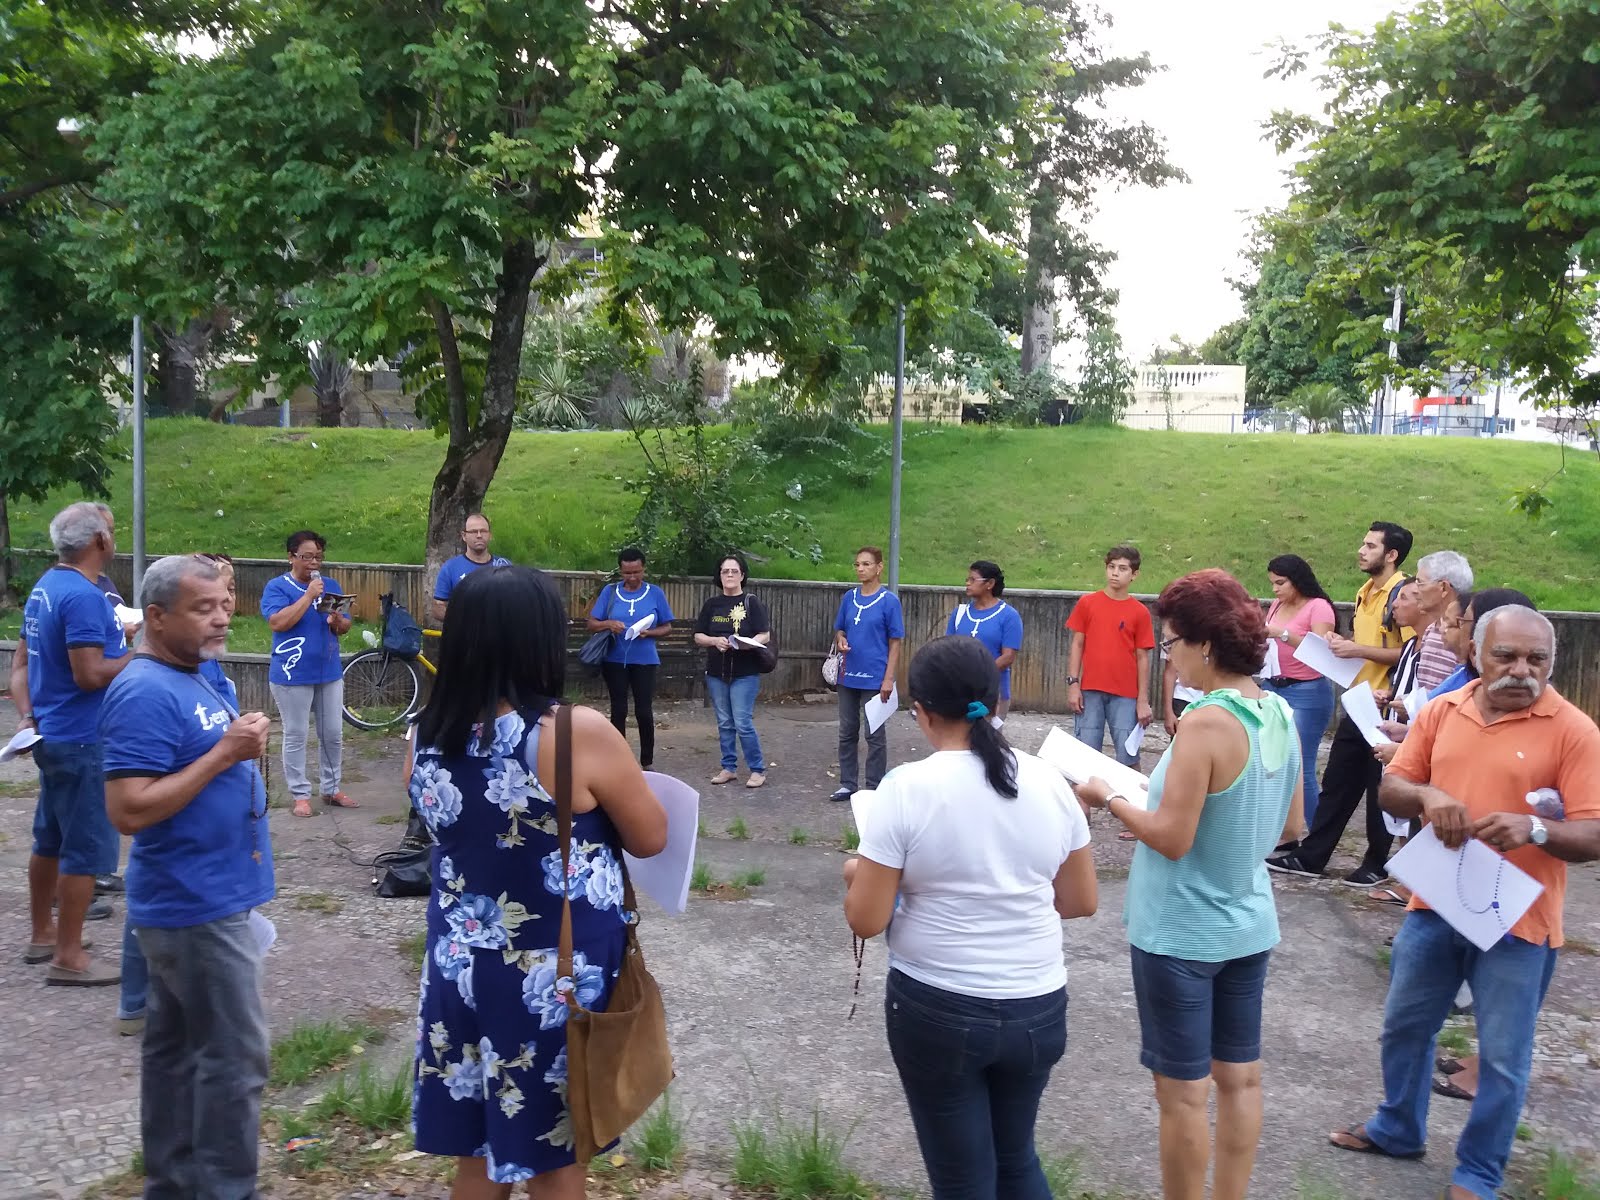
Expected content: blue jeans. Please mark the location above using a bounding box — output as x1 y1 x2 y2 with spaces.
1075 690 1139 767
1365 911 1556 1198
1129 946 1272 1081
120 917 148 1020
705 673 764 772
1262 676 1333 830
137 911 270 1199
885 969 1066 1200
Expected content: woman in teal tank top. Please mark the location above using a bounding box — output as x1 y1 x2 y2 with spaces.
1075 569 1304 1200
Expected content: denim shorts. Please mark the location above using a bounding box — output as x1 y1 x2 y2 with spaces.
1129 945 1272 1081
32 739 119 876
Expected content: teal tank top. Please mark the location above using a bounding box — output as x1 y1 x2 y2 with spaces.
1124 689 1300 962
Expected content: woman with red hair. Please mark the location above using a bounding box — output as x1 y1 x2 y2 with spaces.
1075 568 1303 1200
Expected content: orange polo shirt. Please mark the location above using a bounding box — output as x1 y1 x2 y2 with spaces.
1387 680 1600 948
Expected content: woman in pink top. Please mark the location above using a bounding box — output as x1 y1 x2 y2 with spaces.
1262 555 1337 831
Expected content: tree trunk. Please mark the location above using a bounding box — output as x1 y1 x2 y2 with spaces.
316 385 344 428
155 317 216 416
0 486 12 603
423 239 546 587
1019 179 1059 377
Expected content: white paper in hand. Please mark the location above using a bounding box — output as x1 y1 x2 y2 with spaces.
1036 727 1150 810
248 910 278 957
730 635 766 651
1123 722 1145 758
1386 825 1544 951
1293 632 1362 689
114 604 144 627
0 726 42 763
1258 637 1281 680
628 772 701 915
1339 682 1393 749
625 613 656 641
1402 687 1430 721
864 686 898 734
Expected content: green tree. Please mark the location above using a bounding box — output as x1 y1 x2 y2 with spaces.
1281 382 1361 433
1266 0 1600 404
1073 322 1134 423
76 0 1070 578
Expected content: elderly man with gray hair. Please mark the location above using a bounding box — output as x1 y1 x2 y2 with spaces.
1411 550 1474 692
10 502 133 982
1330 606 1600 1199
99 554 275 1200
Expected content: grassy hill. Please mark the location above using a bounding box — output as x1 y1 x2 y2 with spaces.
7 418 1599 610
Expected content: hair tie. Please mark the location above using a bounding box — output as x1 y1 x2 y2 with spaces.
966 700 990 721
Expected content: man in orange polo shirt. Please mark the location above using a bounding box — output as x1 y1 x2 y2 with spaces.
1329 607 1600 1199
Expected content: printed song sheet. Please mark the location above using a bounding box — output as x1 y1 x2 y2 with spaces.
1292 632 1362 689
0 726 41 764
625 613 656 641
864 686 899 735
630 772 701 915
1037 727 1150 809
1387 826 1544 952
1339 682 1394 749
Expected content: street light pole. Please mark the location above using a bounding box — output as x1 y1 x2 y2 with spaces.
131 315 147 600
1372 285 1404 434
887 303 905 592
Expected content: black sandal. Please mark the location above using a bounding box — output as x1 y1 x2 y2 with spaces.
1432 1077 1474 1102
1436 1056 1464 1076
1329 1123 1426 1160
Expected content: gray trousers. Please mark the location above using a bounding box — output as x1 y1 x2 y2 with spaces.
838 685 888 790
270 679 343 799
136 912 269 1200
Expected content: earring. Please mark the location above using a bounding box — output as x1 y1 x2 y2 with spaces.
1203 654 1210 664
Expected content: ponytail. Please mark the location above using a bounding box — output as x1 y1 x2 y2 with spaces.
968 712 1018 799
908 636 1018 799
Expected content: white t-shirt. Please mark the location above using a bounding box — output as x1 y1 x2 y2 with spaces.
858 749 1091 999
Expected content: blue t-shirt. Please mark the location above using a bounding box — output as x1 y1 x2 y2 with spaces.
589 582 676 666
1428 663 1473 700
833 587 906 690
261 573 346 686
23 565 127 741
434 553 511 602
199 658 240 711
946 601 1024 693
100 656 275 929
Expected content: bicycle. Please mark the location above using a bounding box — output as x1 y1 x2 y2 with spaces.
341 593 439 730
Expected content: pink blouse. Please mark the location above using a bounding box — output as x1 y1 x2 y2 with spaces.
1267 597 1337 681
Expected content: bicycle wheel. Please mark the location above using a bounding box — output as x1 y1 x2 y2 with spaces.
342 650 422 730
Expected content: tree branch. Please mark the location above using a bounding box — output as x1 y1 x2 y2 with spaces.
427 298 471 445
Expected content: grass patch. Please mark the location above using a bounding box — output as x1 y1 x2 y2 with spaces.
1537 1149 1600 1200
733 867 768 888
9 419 1600 608
1517 1122 1534 1143
308 1063 413 1132
270 1018 379 1086
1562 935 1599 958
399 930 428 973
0 778 36 799
628 1093 687 1172
727 815 751 840
1438 1021 1475 1058
842 825 861 852
373 811 409 825
691 862 717 892
732 1112 871 1200
292 891 345 914
1377 945 1392 970
1295 1170 1351 1200
790 827 810 845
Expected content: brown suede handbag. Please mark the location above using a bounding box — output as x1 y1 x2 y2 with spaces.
552 704 675 1161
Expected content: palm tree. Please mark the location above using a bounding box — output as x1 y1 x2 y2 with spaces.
1281 382 1361 433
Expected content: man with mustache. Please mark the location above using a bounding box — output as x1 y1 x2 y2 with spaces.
1328 606 1600 1200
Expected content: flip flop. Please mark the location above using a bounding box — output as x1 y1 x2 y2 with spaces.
1432 1077 1475 1102
1328 1123 1425 1160
1118 830 1138 841
1369 887 1408 905
23 938 92 965
1436 1056 1464 1076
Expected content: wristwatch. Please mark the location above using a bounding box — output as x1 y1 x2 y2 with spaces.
1066 676 1081 686
1529 815 1549 846
1277 629 1291 643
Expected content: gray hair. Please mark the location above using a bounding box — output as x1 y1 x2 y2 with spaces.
1418 550 1473 594
139 555 220 611
1473 605 1556 672
48 503 110 557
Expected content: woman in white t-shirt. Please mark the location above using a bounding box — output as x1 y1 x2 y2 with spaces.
843 635 1097 1200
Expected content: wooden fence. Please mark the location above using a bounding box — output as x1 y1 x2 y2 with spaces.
7 552 1593 720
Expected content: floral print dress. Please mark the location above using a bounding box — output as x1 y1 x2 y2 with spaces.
410 708 629 1182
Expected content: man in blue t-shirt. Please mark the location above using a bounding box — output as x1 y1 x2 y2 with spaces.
12 502 132 983
432 512 510 622
830 546 905 801
102 554 274 1198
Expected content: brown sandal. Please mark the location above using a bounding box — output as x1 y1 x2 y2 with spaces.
292 798 313 818
1328 1123 1425 1160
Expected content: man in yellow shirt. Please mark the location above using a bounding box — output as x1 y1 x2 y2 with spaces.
1269 521 1414 884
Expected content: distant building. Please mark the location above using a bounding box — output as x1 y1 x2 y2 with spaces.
1123 364 1248 432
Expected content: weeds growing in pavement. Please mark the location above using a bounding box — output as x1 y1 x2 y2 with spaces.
733 867 767 888
308 1063 413 1131
727 815 751 840
270 1018 379 1086
732 1111 870 1199
629 1092 687 1171
842 825 860 852
1539 1149 1600 1200
691 862 717 892
790 828 810 845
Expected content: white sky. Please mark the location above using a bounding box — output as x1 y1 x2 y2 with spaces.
1085 0 1412 360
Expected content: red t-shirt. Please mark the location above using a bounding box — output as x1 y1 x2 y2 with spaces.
1065 591 1154 698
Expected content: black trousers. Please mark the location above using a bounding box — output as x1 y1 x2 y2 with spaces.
600 662 658 767
1296 713 1391 874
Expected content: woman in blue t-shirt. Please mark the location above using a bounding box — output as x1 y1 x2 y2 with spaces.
585 547 675 769
830 546 905 801
261 529 353 818
945 560 1024 719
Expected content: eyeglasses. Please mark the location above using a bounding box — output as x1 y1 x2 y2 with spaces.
292 551 324 561
1160 634 1182 652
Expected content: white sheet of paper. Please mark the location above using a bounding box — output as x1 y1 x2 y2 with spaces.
1036 727 1151 809
0 726 42 763
1258 637 1281 679
1339 682 1394 748
627 772 701 916
1403 687 1430 721
625 612 656 641
1386 825 1544 952
114 603 143 627
248 910 278 957
1383 811 1413 837
730 635 766 650
1124 722 1145 758
1292 632 1362 689
990 716 1005 730
864 686 898 734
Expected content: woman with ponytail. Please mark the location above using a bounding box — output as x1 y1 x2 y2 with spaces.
842 635 1097 1200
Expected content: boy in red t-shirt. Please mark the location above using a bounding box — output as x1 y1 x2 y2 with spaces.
1065 544 1155 767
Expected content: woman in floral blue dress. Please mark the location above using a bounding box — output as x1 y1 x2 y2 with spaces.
408 565 667 1199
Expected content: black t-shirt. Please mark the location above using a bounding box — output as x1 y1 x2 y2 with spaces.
694 591 772 678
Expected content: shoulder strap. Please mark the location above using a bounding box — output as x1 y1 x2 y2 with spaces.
957 603 968 627
556 705 575 985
